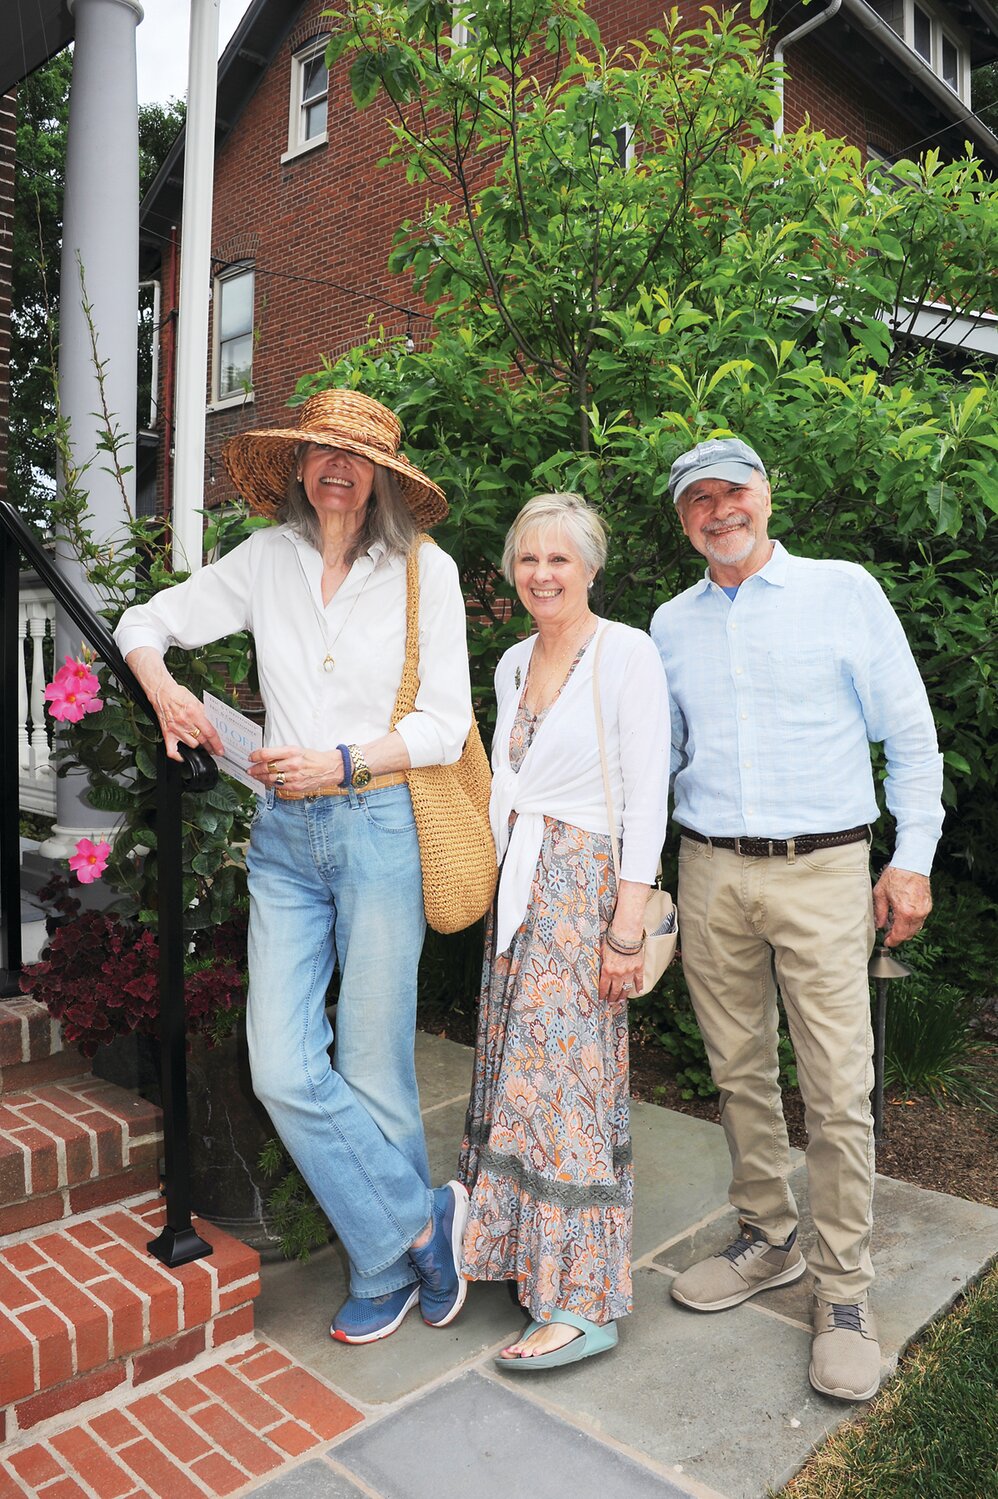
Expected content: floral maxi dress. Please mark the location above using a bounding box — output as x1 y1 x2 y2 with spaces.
458 659 632 1326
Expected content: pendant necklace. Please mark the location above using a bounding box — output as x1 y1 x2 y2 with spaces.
317 572 374 671
294 547 375 673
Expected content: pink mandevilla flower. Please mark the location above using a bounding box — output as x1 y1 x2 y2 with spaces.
44 656 103 723
69 839 112 885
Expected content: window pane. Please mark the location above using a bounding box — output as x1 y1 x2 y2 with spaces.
219 271 253 340
219 334 253 398
305 98 326 139
942 35 958 87
913 5 931 60
301 54 327 105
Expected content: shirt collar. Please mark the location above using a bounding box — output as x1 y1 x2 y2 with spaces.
694 538 789 596
282 525 388 567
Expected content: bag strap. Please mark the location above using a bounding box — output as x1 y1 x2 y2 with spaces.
591 624 622 886
391 534 434 727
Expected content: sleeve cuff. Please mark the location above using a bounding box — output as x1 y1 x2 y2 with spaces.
889 834 939 878
114 624 171 658
395 713 450 770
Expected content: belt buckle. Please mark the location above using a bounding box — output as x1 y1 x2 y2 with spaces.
734 836 773 857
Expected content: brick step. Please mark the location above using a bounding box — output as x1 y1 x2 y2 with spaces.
0 1195 261 1444
0 1078 163 1238
0 1337 362 1499
0 998 89 1098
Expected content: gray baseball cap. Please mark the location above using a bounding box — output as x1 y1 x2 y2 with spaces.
668 437 767 503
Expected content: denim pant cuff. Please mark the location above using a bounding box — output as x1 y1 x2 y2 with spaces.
349 1271 420 1301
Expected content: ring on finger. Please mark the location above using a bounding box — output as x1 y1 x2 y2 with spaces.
275 772 287 787
268 760 279 772
190 726 201 739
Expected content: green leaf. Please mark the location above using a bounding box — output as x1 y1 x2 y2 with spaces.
350 52 384 108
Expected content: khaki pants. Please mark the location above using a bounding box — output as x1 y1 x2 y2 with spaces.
677 835 877 1301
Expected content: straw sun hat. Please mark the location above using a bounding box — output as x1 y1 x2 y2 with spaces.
221 389 448 527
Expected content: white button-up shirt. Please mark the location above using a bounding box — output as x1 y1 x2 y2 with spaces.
650 541 944 874
114 526 472 767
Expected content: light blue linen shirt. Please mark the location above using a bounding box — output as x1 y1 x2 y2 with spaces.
649 541 944 875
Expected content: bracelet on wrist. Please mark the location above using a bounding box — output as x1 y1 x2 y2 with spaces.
336 742 352 787
605 926 645 955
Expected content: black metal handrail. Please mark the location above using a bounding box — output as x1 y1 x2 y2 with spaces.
1 498 217 1267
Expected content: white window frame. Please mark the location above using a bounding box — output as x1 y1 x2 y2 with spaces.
210 262 255 411
451 5 476 48
592 123 636 170
870 0 970 101
282 35 329 163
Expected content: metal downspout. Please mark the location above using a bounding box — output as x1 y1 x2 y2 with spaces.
773 0 843 141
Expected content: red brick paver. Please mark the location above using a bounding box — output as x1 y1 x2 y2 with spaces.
0 1339 363 1497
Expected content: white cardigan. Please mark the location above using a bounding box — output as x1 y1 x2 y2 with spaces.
491 619 671 955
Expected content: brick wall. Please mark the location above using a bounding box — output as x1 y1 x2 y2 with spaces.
784 34 916 158
0 90 15 504
195 0 430 510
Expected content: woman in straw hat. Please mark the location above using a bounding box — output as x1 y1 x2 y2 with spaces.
116 389 473 1345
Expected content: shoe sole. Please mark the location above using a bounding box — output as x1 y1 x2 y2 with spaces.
808 1363 880 1402
330 1286 420 1345
671 1255 807 1312
496 1319 619 1371
422 1180 470 1329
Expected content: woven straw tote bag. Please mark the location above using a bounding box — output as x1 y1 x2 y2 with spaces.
391 537 497 934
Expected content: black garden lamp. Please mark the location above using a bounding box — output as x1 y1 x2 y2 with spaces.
869 946 912 1145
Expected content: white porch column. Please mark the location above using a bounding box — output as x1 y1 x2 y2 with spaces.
171 0 221 575
41 0 144 860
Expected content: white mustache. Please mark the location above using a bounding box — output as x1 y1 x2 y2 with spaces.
704 517 749 535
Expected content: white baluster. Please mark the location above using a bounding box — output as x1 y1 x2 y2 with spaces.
28 605 53 780
18 584 58 819
18 597 31 776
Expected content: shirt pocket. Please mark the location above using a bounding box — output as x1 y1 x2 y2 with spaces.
767 647 843 727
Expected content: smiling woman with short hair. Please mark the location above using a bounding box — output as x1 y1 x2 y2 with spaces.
458 492 671 1371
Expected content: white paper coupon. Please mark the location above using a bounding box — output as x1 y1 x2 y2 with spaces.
202 691 264 796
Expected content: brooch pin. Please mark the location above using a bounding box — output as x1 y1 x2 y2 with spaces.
514 667 521 689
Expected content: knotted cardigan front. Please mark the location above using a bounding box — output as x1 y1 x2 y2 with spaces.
489 619 671 956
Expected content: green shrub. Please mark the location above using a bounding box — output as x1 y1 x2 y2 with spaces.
883 981 995 1110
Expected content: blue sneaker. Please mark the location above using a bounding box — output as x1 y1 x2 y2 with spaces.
329 1284 420 1344
408 1180 470 1328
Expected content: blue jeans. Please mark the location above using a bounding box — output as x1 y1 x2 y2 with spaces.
246 783 431 1299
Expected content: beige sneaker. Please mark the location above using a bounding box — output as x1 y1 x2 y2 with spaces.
809 1296 881 1401
670 1220 806 1311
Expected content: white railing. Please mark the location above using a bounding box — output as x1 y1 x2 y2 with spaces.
18 574 57 818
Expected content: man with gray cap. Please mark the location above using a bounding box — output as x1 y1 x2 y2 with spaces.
650 436 943 1402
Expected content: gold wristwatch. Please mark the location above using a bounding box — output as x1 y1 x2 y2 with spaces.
348 743 371 788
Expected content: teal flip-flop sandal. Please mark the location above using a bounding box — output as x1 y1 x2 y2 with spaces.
495 1309 618 1371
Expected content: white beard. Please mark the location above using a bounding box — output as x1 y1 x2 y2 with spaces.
703 521 756 567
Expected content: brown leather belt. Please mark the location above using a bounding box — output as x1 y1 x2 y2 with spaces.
680 825 870 858
276 771 408 801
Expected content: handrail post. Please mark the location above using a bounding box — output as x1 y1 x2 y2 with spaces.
1 522 23 994
147 744 212 1266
